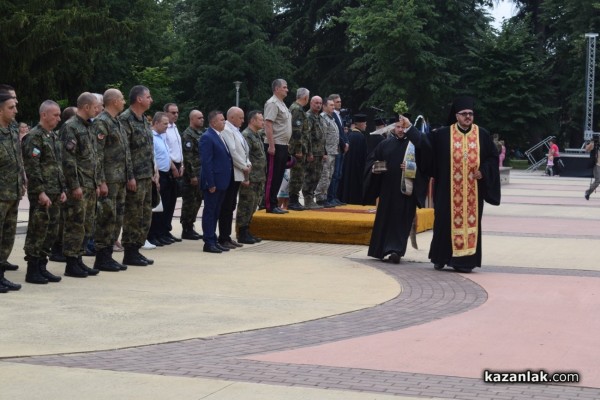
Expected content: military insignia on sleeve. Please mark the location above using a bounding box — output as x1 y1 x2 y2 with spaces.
97 133 105 140
185 141 192 148
32 148 41 157
295 120 302 127
66 139 76 151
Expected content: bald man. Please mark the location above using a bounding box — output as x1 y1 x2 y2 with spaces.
92 88 132 272
180 110 204 240
218 107 251 248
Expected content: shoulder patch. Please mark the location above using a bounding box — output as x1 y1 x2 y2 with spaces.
295 119 302 127
66 139 77 151
32 148 41 158
97 133 105 140
185 141 192 148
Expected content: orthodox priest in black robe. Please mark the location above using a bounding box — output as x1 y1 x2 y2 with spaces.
338 124 368 204
363 120 427 263
405 97 501 272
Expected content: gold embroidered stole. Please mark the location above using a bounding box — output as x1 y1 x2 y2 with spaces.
450 124 480 256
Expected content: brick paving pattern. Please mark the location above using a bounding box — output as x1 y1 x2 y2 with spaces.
7 241 600 399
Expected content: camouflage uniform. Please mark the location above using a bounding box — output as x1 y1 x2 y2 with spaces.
119 107 155 248
236 127 266 229
303 110 326 203
0 125 24 263
287 102 310 201
93 110 133 251
179 126 203 231
60 115 99 257
22 125 66 258
315 112 339 202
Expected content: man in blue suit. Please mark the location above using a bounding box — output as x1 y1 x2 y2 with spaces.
199 111 232 253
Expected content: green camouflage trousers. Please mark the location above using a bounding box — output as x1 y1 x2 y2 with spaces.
236 181 265 229
288 156 305 200
0 199 19 262
63 187 97 257
315 156 335 202
95 182 126 250
122 177 152 248
301 156 324 200
24 193 62 258
180 180 203 230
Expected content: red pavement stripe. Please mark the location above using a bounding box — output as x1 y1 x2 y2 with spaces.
484 215 600 236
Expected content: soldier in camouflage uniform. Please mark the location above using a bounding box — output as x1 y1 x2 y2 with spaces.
287 88 310 211
315 98 339 207
22 100 67 284
236 110 266 244
60 92 101 278
93 89 132 272
303 96 326 209
180 110 204 240
0 93 24 292
119 85 156 266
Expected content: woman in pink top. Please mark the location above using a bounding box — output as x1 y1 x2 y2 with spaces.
498 140 506 167
549 138 561 175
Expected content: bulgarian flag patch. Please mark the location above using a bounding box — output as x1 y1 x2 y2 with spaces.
32 148 41 157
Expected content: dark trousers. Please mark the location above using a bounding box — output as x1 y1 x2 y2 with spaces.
218 178 241 242
202 188 226 246
327 153 344 202
149 171 175 239
264 143 289 211
164 163 180 232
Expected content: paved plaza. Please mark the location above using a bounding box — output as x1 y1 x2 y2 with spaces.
1 171 599 400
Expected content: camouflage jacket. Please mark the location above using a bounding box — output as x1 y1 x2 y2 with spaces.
320 112 339 156
181 126 203 182
306 110 326 157
288 101 310 155
118 107 155 180
93 110 133 184
59 115 98 190
242 127 266 183
0 125 24 201
22 124 66 195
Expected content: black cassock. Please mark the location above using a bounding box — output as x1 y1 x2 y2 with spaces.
406 125 501 270
363 133 426 260
338 129 368 204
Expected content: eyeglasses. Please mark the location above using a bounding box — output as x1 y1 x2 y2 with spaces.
456 111 474 117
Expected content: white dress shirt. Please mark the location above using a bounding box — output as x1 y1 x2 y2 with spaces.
165 122 183 163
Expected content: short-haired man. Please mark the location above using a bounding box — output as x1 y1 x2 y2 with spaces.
0 92 24 292
60 92 101 278
21 100 66 284
218 107 250 249
237 110 267 244
199 111 233 253
180 110 204 240
327 94 349 206
92 88 131 272
263 79 292 214
287 87 310 211
162 102 184 242
303 96 326 209
315 98 339 208
119 85 156 266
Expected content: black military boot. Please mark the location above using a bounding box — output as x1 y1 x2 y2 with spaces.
287 195 306 211
49 243 66 262
181 227 202 240
78 256 99 275
38 257 62 282
0 261 19 271
1 265 22 290
237 227 256 245
108 248 127 271
65 256 88 278
93 248 120 272
25 258 48 284
248 228 262 243
137 247 154 265
123 245 148 266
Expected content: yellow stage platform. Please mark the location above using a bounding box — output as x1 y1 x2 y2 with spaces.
249 206 434 245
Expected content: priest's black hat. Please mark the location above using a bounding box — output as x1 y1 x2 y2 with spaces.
388 115 399 125
354 114 367 123
447 96 475 125
374 117 386 127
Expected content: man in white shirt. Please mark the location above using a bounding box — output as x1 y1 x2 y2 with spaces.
218 107 251 249
162 103 184 242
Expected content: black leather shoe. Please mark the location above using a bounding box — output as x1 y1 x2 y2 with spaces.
0 283 8 293
1 261 19 271
434 263 445 270
453 266 474 273
288 202 305 211
215 243 230 252
229 239 243 248
388 252 400 264
0 277 21 291
218 241 236 250
158 235 175 245
333 199 346 206
203 244 222 254
167 233 182 242
267 207 286 214
182 229 202 240
147 237 164 247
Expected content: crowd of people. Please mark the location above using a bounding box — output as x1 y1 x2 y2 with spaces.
0 80 502 294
